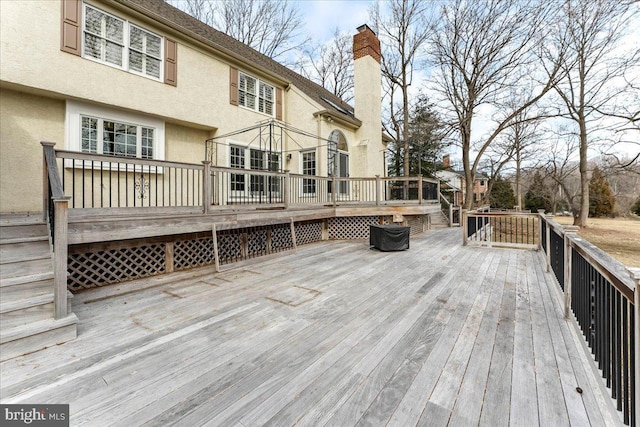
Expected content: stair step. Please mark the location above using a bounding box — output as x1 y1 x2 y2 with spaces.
0 279 54 302
0 291 73 327
0 224 48 242
0 314 78 361
0 258 53 286
0 213 45 226
0 240 51 264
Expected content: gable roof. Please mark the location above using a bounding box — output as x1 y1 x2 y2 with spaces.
115 0 361 127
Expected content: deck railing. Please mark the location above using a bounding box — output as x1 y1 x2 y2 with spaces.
539 213 639 426
49 148 440 213
41 142 69 320
55 150 204 211
462 210 539 249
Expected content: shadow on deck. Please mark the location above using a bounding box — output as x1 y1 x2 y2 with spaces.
0 228 621 425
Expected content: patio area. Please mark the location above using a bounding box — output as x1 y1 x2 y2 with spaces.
0 228 621 426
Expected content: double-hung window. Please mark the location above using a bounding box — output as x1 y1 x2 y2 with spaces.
302 151 316 195
83 4 163 80
238 72 274 116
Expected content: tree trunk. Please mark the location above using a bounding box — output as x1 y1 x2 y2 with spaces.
577 116 589 227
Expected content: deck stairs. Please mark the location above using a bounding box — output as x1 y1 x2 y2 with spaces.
0 215 77 361
430 210 450 228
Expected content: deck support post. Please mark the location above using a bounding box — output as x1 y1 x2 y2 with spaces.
211 223 220 273
563 226 578 319
631 268 640 422
202 161 211 214
375 175 380 206
461 209 468 246
53 197 70 319
418 175 423 205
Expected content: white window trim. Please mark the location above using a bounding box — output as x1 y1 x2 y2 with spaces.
66 100 165 166
82 2 164 82
237 72 275 117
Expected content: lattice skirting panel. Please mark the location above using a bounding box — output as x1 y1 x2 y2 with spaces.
67 243 166 292
406 215 427 235
328 216 381 240
173 236 215 270
295 220 323 246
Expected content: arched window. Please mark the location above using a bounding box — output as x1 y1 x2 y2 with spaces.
327 130 348 178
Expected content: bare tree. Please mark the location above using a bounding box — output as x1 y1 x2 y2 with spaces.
370 0 432 180
552 0 636 226
170 0 309 64
297 28 354 102
429 0 567 209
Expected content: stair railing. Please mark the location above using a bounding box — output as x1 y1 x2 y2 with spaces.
42 142 69 319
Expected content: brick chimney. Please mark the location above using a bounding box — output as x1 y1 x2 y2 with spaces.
353 24 381 63
443 154 451 169
352 24 383 177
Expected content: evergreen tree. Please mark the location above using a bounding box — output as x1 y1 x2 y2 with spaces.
589 166 615 217
490 176 516 209
632 197 640 216
524 171 552 213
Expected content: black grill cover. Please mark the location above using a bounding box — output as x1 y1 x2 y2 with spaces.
369 224 410 251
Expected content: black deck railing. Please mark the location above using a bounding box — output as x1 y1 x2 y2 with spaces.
50 149 440 212
539 213 638 426
463 210 539 249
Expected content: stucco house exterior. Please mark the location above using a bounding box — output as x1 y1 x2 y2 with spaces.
1 0 390 214
0 0 441 359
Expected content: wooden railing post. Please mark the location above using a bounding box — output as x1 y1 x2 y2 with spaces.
53 197 70 319
631 268 640 423
202 161 211 214
448 204 453 227
42 142 56 222
284 170 290 209
418 175 423 205
545 213 553 272
537 209 545 250
563 225 579 319
375 175 380 206
331 176 337 207
462 209 468 246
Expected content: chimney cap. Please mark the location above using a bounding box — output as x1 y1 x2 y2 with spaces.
357 24 377 36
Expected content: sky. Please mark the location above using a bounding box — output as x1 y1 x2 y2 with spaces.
292 0 374 42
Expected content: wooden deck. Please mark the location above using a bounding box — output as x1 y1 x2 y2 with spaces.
0 228 621 426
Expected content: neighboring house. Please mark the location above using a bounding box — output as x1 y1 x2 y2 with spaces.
435 156 488 206
1 0 386 213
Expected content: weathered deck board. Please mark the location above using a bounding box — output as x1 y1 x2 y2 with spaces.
0 229 621 426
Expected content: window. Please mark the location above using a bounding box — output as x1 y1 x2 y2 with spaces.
228 144 281 196
83 4 163 80
230 146 245 191
67 101 165 160
238 72 274 115
302 151 316 194
129 25 162 78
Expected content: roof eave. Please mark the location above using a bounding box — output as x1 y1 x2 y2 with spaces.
313 110 362 130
